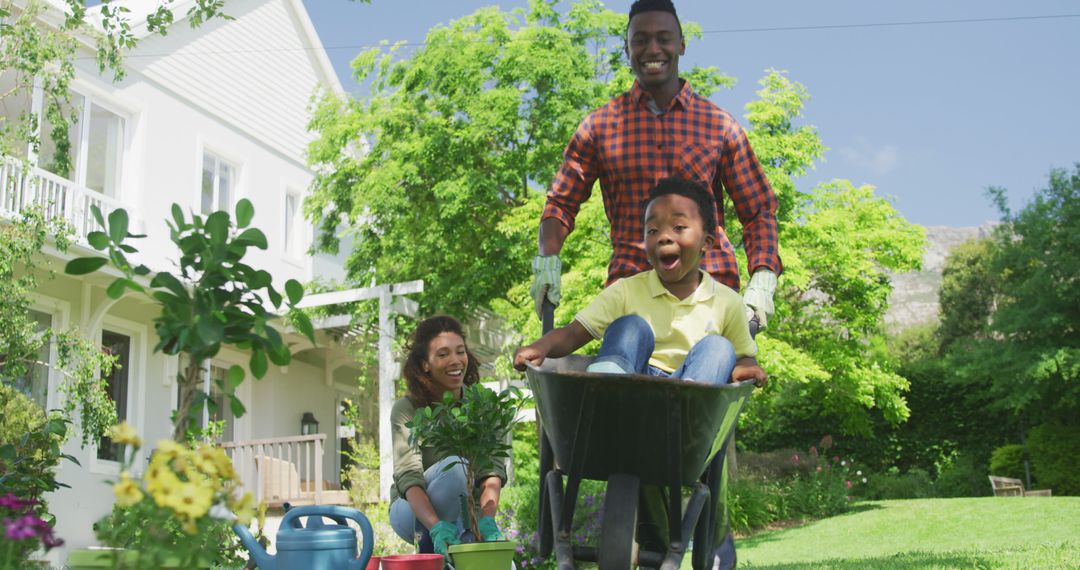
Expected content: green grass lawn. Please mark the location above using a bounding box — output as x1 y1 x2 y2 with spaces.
735 497 1080 569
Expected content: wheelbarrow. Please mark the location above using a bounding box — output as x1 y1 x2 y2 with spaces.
525 353 756 569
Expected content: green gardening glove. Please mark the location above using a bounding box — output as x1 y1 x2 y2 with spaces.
429 520 460 555
477 516 503 541
529 255 562 319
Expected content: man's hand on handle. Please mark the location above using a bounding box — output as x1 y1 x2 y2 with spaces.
530 255 562 318
743 269 778 329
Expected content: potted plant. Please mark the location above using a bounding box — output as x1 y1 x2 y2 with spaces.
407 384 522 569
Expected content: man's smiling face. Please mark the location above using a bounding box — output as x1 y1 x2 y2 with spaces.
625 10 685 93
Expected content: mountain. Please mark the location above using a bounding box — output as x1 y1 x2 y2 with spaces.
885 225 996 331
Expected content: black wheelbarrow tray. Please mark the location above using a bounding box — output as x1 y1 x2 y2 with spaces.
525 355 756 569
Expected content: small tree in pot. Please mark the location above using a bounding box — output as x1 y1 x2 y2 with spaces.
407 384 522 564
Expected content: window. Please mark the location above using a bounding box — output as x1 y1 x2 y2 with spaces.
283 191 302 257
97 330 131 461
11 310 53 409
176 363 236 442
38 93 126 198
201 152 235 214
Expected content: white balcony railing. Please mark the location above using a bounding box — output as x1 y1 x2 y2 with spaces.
222 434 351 508
0 156 130 243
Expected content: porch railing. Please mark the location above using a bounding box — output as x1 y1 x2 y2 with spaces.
0 155 130 243
221 434 326 507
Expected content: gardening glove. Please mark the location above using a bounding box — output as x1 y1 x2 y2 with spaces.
529 255 562 318
477 516 503 541
430 520 460 555
743 269 778 329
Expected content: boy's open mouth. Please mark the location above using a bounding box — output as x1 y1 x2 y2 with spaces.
659 253 680 270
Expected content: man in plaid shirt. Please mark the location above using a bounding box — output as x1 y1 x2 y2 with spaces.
530 1 779 567
531 0 781 332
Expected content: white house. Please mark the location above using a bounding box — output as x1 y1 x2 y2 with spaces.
0 0 397 564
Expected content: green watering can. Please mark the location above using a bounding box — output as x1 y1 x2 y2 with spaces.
234 505 374 569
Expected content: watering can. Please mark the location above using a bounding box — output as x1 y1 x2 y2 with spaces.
234 505 374 570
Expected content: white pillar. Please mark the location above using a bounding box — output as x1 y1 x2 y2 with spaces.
378 286 395 501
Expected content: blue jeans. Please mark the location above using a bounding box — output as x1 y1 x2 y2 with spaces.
389 455 467 546
592 315 737 384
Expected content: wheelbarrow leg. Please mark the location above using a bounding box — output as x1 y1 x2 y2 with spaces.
546 469 576 570
692 433 736 570
539 426 554 557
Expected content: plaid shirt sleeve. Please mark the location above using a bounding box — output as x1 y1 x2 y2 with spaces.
542 114 601 233
717 118 782 276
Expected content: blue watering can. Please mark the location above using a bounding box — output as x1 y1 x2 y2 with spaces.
234 505 374 570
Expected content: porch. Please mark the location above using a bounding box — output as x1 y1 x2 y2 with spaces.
221 433 352 508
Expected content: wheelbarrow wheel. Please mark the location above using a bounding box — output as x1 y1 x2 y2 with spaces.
599 473 639 569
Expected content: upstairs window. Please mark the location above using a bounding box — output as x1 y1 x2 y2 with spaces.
201 152 236 214
39 94 126 198
283 190 303 258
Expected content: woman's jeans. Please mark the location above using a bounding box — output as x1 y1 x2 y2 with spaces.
591 314 737 384
389 455 468 547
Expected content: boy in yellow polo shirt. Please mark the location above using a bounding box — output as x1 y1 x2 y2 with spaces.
514 177 767 387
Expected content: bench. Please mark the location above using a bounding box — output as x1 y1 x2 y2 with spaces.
988 475 1052 497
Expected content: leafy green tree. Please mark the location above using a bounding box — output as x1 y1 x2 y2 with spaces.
943 165 1080 427
65 201 316 440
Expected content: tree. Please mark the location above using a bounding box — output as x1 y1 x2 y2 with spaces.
942 165 1080 427
65 201 316 441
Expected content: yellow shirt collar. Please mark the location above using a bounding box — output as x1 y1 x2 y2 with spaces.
646 269 718 303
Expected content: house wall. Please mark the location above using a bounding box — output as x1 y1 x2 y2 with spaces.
24 1 359 564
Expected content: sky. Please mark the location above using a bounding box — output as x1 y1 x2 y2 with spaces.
301 0 1080 228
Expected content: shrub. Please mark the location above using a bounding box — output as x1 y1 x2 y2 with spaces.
858 467 935 500
0 384 47 446
785 437 857 518
1028 423 1080 495
728 477 789 534
989 444 1026 481
935 452 991 497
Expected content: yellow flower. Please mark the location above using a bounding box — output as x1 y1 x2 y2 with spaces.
154 439 186 462
179 516 199 535
109 422 142 447
147 468 182 507
230 492 256 526
113 472 144 507
169 481 213 520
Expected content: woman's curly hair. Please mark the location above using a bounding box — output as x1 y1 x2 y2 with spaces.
402 315 480 408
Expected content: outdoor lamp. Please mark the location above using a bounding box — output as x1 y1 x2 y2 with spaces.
301 412 319 435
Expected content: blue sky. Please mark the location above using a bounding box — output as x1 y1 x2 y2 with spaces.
302 0 1079 228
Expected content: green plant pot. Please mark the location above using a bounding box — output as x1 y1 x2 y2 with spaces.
66 548 138 569
447 541 516 570
67 548 211 569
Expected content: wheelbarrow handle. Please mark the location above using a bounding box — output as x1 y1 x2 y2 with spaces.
542 299 556 334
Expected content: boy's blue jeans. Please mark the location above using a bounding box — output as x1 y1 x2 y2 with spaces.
592 314 739 569
591 315 737 384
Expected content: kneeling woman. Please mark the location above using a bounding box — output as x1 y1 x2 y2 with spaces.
389 315 505 554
